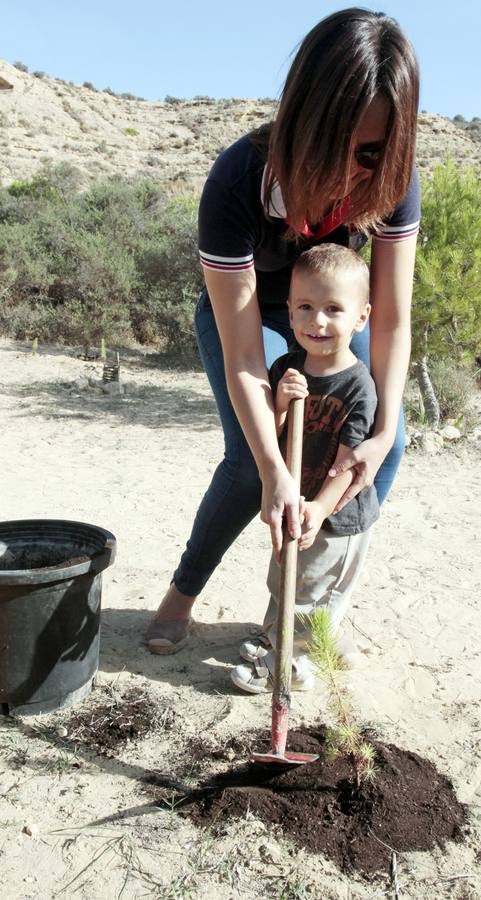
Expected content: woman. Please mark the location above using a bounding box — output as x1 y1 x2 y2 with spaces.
147 8 420 653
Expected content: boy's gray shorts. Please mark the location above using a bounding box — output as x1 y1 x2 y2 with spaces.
264 527 371 656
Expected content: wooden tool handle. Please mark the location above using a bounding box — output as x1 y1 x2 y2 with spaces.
285 395 305 487
273 396 305 707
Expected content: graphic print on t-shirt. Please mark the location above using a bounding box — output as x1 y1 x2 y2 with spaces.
299 393 349 500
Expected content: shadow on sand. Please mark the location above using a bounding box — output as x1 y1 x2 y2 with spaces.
7 379 220 432
100 606 261 696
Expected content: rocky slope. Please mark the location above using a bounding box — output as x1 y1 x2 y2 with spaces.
0 59 479 191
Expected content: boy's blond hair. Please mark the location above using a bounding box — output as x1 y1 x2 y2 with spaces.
292 244 370 304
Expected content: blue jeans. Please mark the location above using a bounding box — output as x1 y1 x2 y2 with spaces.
173 290 405 596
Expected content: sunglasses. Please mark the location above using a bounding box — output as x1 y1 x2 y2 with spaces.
354 144 384 171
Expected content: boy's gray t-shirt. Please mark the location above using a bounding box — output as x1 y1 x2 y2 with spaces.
269 350 379 535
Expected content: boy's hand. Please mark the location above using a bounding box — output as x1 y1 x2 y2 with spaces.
298 499 326 551
276 368 308 416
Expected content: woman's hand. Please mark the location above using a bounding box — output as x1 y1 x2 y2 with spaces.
327 435 390 512
261 464 303 561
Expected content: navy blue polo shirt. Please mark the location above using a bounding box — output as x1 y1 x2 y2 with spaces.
198 134 420 311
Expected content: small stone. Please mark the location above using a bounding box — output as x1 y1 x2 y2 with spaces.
406 429 423 449
440 425 461 441
22 823 38 836
419 430 444 453
71 376 89 391
466 433 481 448
259 842 283 863
101 381 125 396
56 725 68 738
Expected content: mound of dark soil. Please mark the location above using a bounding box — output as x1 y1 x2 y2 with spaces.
177 726 467 875
67 687 175 754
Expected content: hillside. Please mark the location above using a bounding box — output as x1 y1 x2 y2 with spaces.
0 60 480 191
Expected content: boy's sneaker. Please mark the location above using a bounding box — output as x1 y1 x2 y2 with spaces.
240 629 367 668
239 632 272 663
230 653 315 695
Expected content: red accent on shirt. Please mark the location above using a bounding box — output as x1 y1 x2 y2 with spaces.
287 196 351 239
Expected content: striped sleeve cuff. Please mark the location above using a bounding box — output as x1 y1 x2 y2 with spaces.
373 221 420 242
199 250 254 272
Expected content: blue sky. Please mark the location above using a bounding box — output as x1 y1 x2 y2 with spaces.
3 1 480 119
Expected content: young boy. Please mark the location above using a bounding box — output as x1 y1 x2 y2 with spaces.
231 243 380 693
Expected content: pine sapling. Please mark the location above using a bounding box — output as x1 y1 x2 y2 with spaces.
308 608 376 788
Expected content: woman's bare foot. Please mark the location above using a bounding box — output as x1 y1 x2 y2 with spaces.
146 583 196 655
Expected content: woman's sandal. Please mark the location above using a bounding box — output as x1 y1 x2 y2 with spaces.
146 617 193 655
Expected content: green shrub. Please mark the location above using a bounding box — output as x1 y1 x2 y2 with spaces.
428 360 478 425
414 160 481 360
0 220 54 297
133 193 202 360
451 115 481 144
0 166 201 361
405 360 478 429
133 287 198 361
8 176 58 202
8 161 81 201
124 127 138 137
0 298 58 342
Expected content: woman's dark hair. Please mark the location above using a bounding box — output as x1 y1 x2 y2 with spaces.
257 8 419 235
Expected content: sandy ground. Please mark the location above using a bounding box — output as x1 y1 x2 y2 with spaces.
0 337 480 899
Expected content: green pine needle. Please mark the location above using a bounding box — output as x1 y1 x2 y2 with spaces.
308 608 347 675
306 608 376 786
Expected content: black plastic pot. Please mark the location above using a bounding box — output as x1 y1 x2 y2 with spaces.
0 519 116 715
